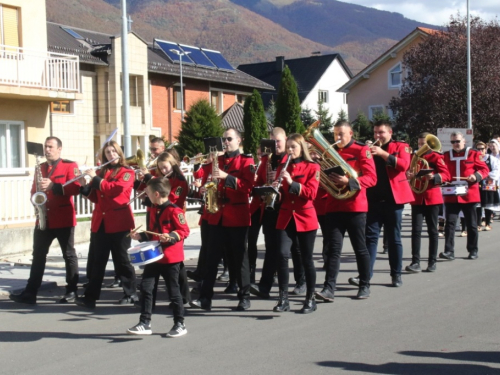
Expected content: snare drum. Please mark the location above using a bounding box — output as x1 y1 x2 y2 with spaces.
127 241 164 266
442 184 469 196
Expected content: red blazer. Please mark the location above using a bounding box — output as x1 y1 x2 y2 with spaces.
142 202 190 264
85 166 135 233
314 186 329 216
410 151 451 205
31 159 81 229
206 150 254 227
326 140 377 213
276 158 320 232
443 147 489 204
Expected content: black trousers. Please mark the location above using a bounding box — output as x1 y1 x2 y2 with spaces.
323 212 370 292
276 219 317 295
200 223 250 301
444 202 479 254
476 207 493 225
191 219 210 279
411 204 440 264
84 224 137 301
140 262 184 325
248 210 262 272
26 227 79 295
258 210 305 293
318 215 329 263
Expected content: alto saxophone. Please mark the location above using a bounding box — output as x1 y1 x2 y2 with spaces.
204 146 219 214
31 155 48 230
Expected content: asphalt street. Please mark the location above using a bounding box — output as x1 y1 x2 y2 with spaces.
1 215 499 375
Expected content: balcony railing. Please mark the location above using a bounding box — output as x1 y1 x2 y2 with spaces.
0 170 200 225
0 44 80 92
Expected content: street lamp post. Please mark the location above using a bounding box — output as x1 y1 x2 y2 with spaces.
170 49 191 127
466 0 472 130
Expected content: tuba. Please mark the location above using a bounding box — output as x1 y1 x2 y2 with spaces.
409 134 442 194
31 155 47 230
303 120 360 200
204 146 220 214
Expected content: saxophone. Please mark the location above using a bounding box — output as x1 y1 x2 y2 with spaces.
263 148 277 209
204 146 219 214
31 155 48 230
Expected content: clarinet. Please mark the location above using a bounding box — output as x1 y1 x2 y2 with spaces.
266 154 292 211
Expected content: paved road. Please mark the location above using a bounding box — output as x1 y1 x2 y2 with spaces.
1 216 499 375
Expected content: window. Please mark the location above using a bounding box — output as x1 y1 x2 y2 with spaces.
0 121 24 169
368 105 384 121
211 91 221 114
388 63 402 88
0 5 20 48
236 94 247 105
173 86 182 110
318 90 329 104
51 101 71 114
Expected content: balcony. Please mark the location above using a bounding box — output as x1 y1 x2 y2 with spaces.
0 44 82 101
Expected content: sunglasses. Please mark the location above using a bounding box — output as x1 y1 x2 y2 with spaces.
222 137 234 142
477 147 485 150
450 140 462 144
149 147 159 151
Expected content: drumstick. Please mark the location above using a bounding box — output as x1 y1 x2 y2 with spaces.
127 225 143 237
142 230 165 237
454 177 469 180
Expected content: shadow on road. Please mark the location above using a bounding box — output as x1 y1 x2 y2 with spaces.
399 350 500 364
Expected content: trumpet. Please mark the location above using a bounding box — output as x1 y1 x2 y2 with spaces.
183 154 208 164
127 170 173 206
63 157 119 187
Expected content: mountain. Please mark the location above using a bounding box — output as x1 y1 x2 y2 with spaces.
46 0 438 73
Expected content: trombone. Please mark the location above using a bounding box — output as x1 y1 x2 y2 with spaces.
63 157 119 187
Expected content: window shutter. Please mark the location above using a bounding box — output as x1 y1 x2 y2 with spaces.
2 6 20 47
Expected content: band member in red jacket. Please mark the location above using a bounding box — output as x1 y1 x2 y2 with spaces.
190 128 254 311
405 132 450 273
10 137 81 305
364 120 414 288
75 140 137 308
315 121 377 302
440 131 489 260
128 178 190 338
272 133 320 314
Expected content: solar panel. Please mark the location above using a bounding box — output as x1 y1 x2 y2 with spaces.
202 49 235 72
62 27 83 39
155 40 194 64
179 44 216 69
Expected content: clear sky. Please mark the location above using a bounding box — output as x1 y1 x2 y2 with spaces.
340 0 499 26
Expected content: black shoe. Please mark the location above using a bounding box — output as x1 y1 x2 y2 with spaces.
439 252 455 260
236 298 251 311
300 293 317 314
405 263 421 273
348 277 360 287
190 287 199 294
59 291 76 303
426 263 437 272
9 290 36 305
189 298 211 311
75 296 96 309
273 290 290 312
249 284 270 299
118 294 139 305
391 275 403 287
292 283 306 295
468 252 478 260
218 269 229 282
82 282 89 288
382 248 388 254
314 288 334 303
107 278 122 288
186 270 201 282
224 282 238 294
356 286 370 299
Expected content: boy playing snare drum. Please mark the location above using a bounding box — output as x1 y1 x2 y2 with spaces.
128 178 190 337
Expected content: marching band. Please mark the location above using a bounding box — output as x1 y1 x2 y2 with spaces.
10 123 496 337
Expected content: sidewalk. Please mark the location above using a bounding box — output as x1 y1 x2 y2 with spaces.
0 227 265 296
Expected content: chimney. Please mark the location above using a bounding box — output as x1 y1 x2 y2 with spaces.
276 56 285 72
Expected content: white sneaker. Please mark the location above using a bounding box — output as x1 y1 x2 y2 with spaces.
166 322 187 338
127 322 152 335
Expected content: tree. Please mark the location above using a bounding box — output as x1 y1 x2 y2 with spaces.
315 101 333 142
351 111 372 143
243 89 268 157
274 65 305 135
176 99 224 158
389 15 500 142
267 98 276 126
300 106 316 128
336 108 348 122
